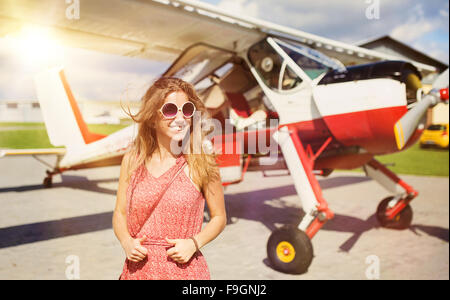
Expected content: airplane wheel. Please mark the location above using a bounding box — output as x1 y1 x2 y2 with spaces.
267 225 313 274
376 197 413 230
43 177 53 188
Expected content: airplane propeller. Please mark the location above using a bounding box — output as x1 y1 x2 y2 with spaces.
394 69 449 150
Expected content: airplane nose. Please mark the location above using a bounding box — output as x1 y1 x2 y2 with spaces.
394 69 448 150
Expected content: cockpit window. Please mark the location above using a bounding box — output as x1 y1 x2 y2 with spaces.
274 39 346 80
248 39 302 91
281 65 302 90
248 40 282 90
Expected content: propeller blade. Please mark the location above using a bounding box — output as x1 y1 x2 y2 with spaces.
394 69 449 150
394 94 436 149
432 68 449 90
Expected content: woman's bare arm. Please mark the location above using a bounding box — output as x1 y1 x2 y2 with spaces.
194 172 227 249
113 152 148 262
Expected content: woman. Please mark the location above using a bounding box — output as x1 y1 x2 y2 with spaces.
113 77 226 280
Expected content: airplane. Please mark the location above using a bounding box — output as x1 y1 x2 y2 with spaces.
0 0 448 274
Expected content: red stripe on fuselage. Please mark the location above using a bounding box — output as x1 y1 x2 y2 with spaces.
210 105 422 170
289 106 421 155
320 106 409 154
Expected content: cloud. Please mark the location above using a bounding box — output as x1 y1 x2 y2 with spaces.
216 0 411 41
214 0 449 63
390 4 437 43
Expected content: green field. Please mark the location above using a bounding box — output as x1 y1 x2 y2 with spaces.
0 122 448 176
375 143 448 177
0 122 129 149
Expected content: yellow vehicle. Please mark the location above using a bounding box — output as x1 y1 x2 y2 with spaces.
420 123 449 149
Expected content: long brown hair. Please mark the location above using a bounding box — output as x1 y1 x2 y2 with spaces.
123 77 220 193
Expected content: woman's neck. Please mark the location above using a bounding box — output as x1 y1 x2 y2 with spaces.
154 134 182 162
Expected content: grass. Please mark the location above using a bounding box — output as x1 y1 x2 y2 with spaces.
0 122 129 149
375 143 449 177
0 122 45 127
0 122 448 177
0 129 57 149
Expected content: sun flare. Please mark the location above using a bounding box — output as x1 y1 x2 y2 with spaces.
8 25 63 67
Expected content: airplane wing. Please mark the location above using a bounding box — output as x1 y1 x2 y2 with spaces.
0 0 436 74
0 0 262 63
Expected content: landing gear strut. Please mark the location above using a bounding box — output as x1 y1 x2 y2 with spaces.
266 127 333 274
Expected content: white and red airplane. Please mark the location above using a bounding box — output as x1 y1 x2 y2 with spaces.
0 0 448 274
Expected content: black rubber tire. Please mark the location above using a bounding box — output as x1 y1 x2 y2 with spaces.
43 177 52 188
376 197 413 230
267 225 313 274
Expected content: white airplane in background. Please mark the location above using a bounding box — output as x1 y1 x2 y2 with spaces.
0 0 448 274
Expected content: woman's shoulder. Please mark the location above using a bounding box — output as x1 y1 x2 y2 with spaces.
121 151 133 168
182 163 202 194
121 150 142 174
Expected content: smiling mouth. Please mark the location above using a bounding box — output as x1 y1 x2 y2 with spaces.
169 125 187 133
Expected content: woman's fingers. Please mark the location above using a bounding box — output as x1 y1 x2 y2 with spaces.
132 249 146 259
135 245 148 256
138 235 147 244
167 247 177 256
128 256 140 262
129 254 145 262
165 237 177 245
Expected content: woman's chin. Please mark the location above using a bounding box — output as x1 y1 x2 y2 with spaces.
167 130 189 142
170 134 185 142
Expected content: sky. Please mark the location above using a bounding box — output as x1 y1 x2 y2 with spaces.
0 0 448 101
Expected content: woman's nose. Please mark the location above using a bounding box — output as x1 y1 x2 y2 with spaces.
174 110 185 122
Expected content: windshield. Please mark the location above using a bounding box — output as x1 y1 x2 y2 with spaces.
248 39 303 91
274 38 346 80
427 124 447 131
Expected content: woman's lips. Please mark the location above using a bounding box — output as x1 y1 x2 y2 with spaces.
169 125 187 133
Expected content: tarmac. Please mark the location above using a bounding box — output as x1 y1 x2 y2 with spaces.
0 155 448 280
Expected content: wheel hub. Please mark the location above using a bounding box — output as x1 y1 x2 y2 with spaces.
276 241 296 263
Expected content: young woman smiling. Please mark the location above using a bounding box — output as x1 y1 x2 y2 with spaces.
113 77 226 280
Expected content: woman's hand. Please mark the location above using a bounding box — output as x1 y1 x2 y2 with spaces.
122 235 148 263
165 237 197 264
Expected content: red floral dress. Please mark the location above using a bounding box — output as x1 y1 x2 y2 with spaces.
119 155 210 280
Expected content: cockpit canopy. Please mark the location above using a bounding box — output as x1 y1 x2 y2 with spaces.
248 37 345 91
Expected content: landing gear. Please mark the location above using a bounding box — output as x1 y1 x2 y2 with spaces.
266 127 333 274
43 169 59 188
267 226 313 274
43 176 53 188
364 159 418 230
376 196 413 229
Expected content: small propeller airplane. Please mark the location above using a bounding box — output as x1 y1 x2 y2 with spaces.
0 0 448 274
